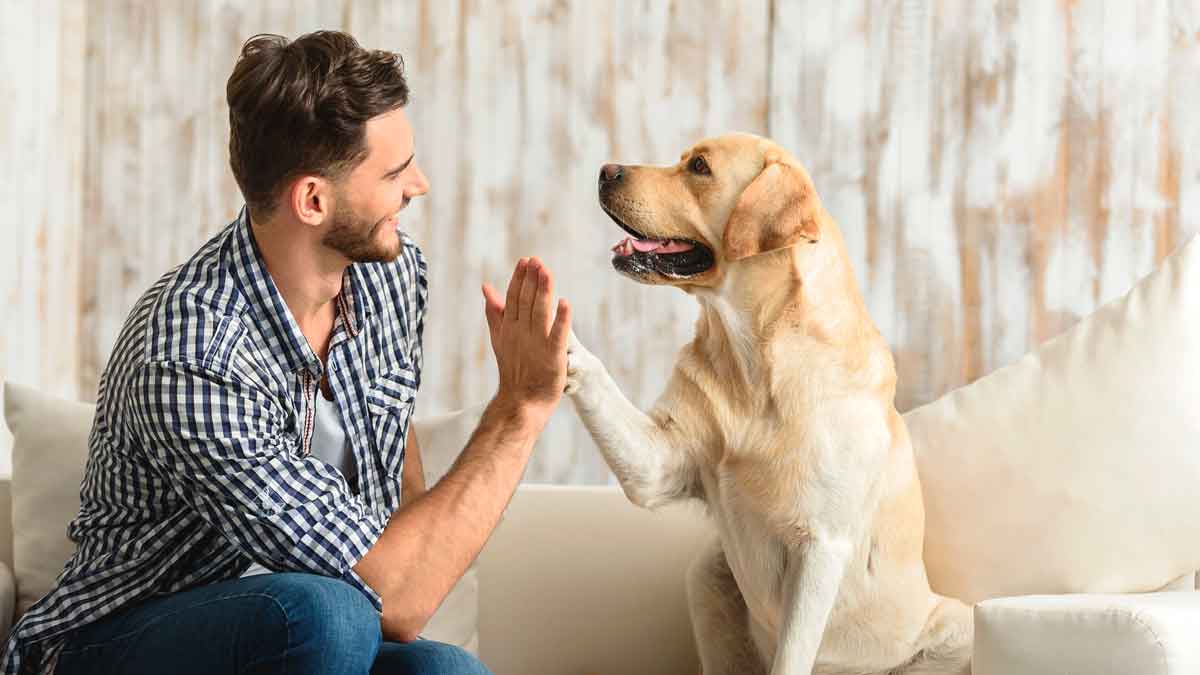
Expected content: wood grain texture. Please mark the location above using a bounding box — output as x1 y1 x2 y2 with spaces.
377 0 772 483
2 0 1197 482
0 0 86 400
769 0 1200 410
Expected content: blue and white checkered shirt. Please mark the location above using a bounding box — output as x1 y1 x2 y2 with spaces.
2 208 427 673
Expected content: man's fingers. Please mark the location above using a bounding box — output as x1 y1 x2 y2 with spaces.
549 298 572 351
504 258 527 323
482 282 505 315
518 257 539 326
530 264 554 335
482 284 502 341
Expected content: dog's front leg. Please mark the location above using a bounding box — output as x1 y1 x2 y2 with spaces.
770 536 853 675
565 331 695 508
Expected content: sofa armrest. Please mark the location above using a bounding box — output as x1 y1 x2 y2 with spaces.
0 561 14 644
975 592 1200 674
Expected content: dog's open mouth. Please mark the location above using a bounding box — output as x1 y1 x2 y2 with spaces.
602 205 715 278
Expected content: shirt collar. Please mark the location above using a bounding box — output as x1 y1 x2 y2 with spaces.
228 207 370 375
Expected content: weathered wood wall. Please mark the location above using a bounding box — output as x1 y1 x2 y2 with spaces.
2 1 1197 483
1 0 86 401
771 0 1200 406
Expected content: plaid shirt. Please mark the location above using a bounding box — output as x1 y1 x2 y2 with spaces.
2 208 427 673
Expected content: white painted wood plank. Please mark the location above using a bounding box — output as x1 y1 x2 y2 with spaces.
4 0 1197 482
0 0 85 400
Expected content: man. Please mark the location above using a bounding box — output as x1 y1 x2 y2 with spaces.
1 31 570 674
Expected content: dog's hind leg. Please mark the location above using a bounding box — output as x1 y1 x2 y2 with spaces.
893 597 973 675
686 538 767 675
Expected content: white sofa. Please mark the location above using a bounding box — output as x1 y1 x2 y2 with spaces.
2 235 1200 674
0 384 717 675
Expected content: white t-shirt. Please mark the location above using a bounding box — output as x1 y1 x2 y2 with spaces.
241 390 357 577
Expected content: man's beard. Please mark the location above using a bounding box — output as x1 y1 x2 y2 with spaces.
323 199 401 264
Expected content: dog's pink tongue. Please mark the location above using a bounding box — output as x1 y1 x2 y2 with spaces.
627 238 694 253
611 237 695 256
658 240 694 253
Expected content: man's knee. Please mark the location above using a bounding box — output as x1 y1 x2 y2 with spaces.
262 573 382 673
374 640 492 675
423 642 490 675
426 643 491 675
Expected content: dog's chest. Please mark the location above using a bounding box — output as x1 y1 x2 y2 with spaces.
704 472 791 630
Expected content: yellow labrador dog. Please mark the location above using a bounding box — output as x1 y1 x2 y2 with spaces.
565 133 972 675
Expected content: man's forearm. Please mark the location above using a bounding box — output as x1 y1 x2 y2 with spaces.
353 395 545 641
399 430 426 506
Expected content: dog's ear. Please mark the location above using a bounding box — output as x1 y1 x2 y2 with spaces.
722 153 820 261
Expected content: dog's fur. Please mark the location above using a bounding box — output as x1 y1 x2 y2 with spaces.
566 134 972 674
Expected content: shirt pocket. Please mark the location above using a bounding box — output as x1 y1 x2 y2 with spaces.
366 365 418 477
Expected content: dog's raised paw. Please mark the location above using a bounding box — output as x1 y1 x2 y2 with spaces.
565 350 585 394
565 330 596 394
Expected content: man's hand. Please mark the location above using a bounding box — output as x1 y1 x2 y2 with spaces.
357 257 570 642
481 257 571 427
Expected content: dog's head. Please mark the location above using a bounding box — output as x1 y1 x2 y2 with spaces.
598 133 825 288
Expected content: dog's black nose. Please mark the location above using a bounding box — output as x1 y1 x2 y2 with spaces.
599 163 624 184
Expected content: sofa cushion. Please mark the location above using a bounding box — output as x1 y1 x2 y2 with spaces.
476 484 710 675
2 382 480 654
3 382 92 616
905 234 1200 603
974 592 1200 674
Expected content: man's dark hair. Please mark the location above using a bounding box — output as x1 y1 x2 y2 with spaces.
227 31 409 219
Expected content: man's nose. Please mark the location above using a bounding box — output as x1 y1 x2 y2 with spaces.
599 163 624 184
409 165 430 196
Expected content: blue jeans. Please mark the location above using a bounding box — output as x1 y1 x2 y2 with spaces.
54 572 491 675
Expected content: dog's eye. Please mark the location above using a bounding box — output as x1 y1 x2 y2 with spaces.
688 155 711 176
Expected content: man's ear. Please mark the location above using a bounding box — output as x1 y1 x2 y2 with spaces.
290 175 331 227
722 154 820 261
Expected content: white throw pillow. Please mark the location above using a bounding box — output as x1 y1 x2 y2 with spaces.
3 382 92 616
0 384 12 476
412 403 489 654
2 382 482 654
905 234 1200 604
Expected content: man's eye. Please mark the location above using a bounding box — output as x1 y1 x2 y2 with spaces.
689 156 711 175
